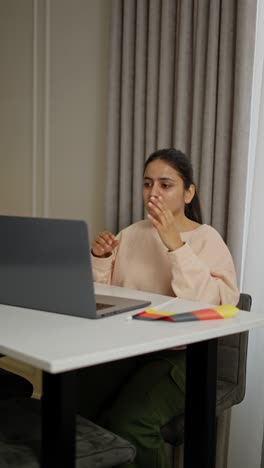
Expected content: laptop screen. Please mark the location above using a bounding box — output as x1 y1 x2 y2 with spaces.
0 216 97 318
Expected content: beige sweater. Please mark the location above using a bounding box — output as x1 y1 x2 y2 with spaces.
91 220 239 305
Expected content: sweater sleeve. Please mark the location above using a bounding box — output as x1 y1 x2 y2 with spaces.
168 228 239 305
91 254 114 284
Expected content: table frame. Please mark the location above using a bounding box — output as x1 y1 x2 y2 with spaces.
42 371 76 468
184 338 217 468
41 338 218 468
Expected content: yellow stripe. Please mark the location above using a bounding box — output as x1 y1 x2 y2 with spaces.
145 308 177 317
214 305 239 319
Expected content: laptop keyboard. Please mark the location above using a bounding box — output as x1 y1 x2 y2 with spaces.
96 302 113 310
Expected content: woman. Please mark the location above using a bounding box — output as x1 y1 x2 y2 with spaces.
78 148 239 468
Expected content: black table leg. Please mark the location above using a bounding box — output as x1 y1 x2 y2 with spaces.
184 338 218 468
41 370 76 468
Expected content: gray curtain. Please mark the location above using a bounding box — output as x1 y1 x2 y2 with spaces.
105 0 256 275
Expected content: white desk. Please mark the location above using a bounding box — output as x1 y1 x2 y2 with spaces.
1 283 264 468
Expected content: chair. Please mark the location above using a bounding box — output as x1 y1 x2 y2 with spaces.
0 359 136 467
161 293 252 468
0 398 136 467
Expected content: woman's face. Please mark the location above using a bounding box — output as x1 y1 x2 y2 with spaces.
143 160 194 218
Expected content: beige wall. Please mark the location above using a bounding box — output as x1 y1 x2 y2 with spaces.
0 0 110 240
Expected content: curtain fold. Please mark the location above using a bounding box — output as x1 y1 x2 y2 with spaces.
157 0 177 146
105 0 123 231
212 0 237 235
145 0 161 154
227 0 257 275
132 0 148 221
105 0 257 276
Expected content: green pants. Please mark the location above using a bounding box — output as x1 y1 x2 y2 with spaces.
77 350 186 468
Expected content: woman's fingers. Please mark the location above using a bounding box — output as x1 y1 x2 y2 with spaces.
147 213 159 227
148 196 183 251
97 232 114 247
91 231 118 257
92 242 106 256
148 196 171 224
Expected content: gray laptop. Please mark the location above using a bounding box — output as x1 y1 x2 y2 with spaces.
0 215 150 319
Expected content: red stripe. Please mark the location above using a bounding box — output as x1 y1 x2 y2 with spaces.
193 309 222 320
137 311 163 320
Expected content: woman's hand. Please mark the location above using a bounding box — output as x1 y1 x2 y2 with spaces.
147 196 184 251
91 231 119 258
